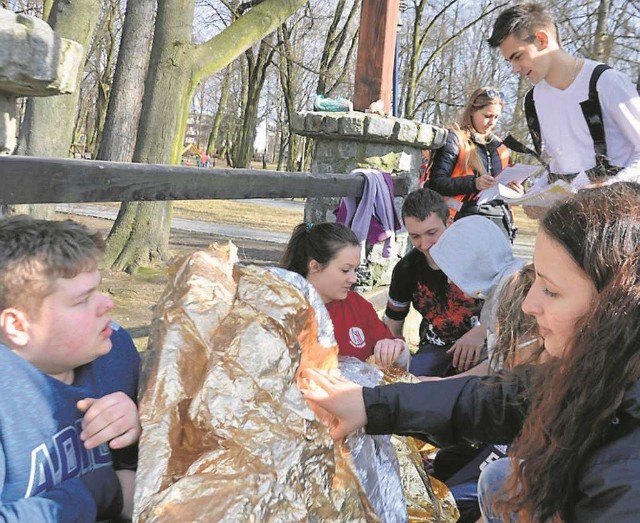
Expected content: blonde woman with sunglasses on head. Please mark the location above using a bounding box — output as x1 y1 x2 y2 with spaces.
428 87 523 242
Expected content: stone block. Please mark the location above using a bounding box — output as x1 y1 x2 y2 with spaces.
428 124 448 149
291 111 307 133
322 113 340 134
0 9 83 97
310 156 332 174
417 123 448 148
360 142 394 156
366 241 399 287
393 119 418 144
304 196 341 223
335 140 357 159
359 151 400 173
305 112 325 133
314 140 355 164
397 151 413 173
338 113 365 137
311 143 356 174
364 115 395 140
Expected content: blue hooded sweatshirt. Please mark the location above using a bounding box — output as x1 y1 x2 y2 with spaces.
0 323 139 522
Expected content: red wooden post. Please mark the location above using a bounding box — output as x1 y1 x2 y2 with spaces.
353 0 399 114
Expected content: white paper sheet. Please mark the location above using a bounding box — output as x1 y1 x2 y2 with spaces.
501 180 577 208
477 164 544 205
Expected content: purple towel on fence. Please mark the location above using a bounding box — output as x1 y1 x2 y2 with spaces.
335 169 402 259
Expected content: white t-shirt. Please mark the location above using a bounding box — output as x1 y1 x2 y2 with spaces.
531 59 640 189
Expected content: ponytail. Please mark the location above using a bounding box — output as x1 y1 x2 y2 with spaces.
280 222 360 276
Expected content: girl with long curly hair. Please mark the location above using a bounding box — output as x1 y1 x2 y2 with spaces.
302 183 640 521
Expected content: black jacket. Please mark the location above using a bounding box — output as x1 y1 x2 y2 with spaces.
363 366 640 521
428 130 507 202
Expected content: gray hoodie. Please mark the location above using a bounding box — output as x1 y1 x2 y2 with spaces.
429 215 524 301
430 216 525 362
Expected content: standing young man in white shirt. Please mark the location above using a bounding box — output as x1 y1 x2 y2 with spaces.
488 3 640 191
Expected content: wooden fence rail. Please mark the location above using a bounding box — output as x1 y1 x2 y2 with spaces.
0 156 413 205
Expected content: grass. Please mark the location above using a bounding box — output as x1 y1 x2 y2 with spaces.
512 206 539 236
171 201 538 240
92 198 304 351
92 199 304 234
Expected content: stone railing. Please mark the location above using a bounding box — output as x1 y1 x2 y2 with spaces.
292 111 446 178
0 8 83 154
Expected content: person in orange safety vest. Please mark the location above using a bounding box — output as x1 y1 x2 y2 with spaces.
424 87 521 242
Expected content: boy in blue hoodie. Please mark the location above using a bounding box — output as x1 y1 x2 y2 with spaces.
0 216 140 522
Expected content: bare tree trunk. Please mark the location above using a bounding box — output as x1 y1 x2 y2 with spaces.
106 0 195 272
104 0 307 273
592 0 611 62
194 83 206 147
276 131 287 171
300 135 313 171
98 0 156 271
12 0 101 219
403 0 429 120
316 0 359 96
232 37 275 168
206 66 231 157
98 2 154 163
87 1 119 154
277 24 301 172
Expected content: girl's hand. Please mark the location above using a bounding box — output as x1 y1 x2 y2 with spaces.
373 338 406 368
300 368 367 441
475 175 497 190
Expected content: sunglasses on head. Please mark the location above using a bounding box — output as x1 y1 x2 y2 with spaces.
482 88 506 101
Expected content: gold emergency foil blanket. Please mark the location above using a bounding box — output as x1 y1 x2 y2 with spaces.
135 245 414 522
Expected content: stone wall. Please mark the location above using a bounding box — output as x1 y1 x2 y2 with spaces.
292 110 446 223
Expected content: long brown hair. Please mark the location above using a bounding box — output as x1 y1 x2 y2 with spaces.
491 263 542 370
497 183 640 520
452 86 504 176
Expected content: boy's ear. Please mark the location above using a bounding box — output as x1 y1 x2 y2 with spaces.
0 308 31 347
446 216 454 227
534 30 550 50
